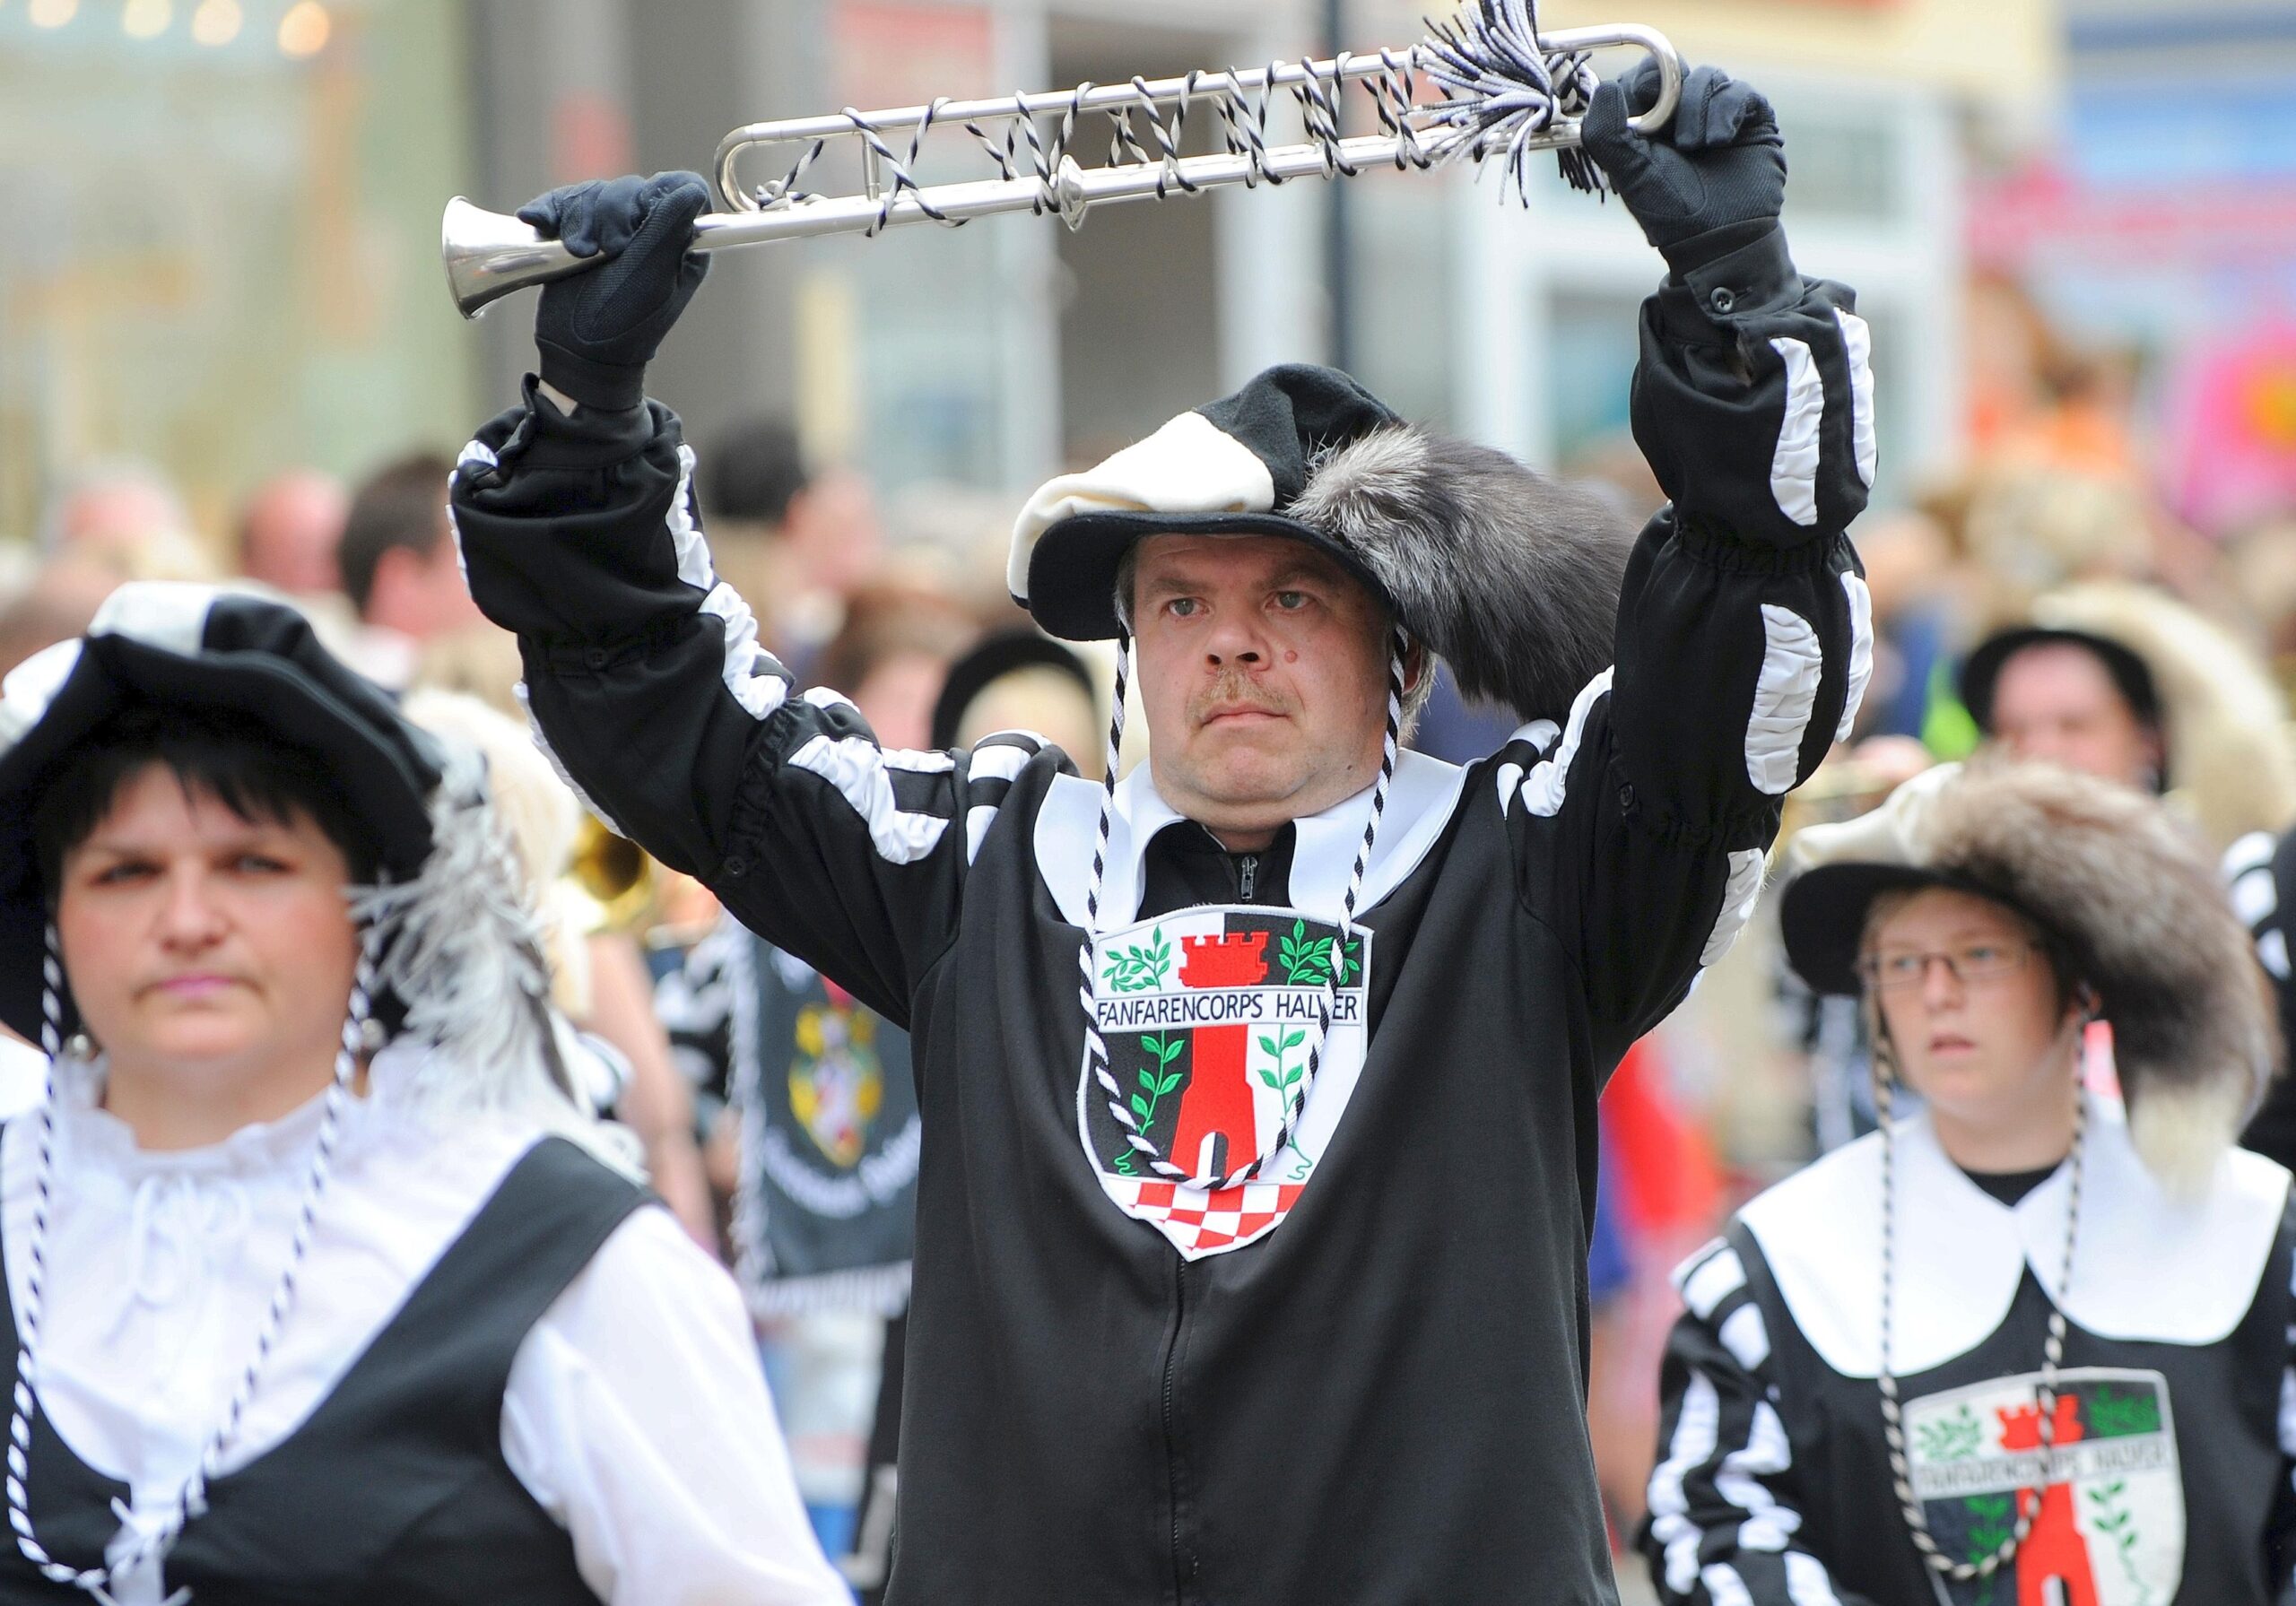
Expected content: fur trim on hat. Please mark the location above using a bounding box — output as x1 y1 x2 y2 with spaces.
2026 582 2296 852
1287 426 1637 725
1790 760 2280 1189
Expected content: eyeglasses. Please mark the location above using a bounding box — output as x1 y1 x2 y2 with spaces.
1857 941 2035 992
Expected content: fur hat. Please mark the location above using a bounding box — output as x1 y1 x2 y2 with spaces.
1009 363 1635 725
1780 760 2281 1186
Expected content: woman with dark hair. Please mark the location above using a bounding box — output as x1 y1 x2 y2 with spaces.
1642 760 2296 1605
0 583 845 1604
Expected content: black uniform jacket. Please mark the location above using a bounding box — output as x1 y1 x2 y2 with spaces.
452 221 1874 1605
1644 1101 2296 1606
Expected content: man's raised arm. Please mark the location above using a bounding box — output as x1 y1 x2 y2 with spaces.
1500 67 1874 1058
450 173 1043 1028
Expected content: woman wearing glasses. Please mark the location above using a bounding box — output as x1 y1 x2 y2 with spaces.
1640 760 2296 1606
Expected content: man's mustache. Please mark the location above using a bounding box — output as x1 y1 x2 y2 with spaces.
1188 671 1293 726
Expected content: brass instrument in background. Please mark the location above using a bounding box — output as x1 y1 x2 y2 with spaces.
568 816 660 935
439 14 1683 316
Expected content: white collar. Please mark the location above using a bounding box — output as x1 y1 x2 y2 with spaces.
1034 749 1469 931
39 1038 441 1185
1738 1099 2291 1378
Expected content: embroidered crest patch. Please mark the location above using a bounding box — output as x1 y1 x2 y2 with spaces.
1077 907 1371 1259
788 1001 883 1168
1903 1367 2183 1606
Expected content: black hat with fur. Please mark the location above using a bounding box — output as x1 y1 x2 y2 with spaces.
1008 363 1636 725
1779 759 2281 1186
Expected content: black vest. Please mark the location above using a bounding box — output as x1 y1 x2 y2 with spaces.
0 1134 647 1605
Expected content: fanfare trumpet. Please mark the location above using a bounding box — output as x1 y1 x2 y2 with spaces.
442 4 1683 317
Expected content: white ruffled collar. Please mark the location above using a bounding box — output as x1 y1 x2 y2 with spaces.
1738 1098 2292 1378
40 1038 438 1185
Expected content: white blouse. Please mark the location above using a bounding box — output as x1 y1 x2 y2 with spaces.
0 1043 848 1606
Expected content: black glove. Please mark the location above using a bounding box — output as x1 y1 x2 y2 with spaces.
1580 64 1785 264
517 171 712 411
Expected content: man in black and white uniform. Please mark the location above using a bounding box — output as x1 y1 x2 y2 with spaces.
451 65 1875 1606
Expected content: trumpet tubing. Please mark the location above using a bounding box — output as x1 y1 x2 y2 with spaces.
567 816 660 936
443 13 1682 316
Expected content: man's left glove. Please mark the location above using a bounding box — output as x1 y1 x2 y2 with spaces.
517 170 712 412
1580 63 1785 272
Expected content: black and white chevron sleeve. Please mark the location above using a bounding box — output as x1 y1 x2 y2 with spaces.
1499 223 1874 1061
449 381 1067 1033
1640 1237 1878 1606
2227 829 2296 1172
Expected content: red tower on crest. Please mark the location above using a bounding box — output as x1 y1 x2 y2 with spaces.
1995 1395 2099 1606
1178 931 1268 988
1166 930 1272 1178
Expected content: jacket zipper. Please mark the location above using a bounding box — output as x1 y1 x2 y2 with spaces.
1236 854 1258 901
1161 1256 1191 1604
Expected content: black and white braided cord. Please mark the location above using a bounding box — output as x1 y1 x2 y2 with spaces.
6 925 379 1602
744 0 1597 227
1083 635 1405 1190
1874 1068 2086 1582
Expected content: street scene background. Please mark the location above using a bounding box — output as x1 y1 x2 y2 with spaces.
4 0 2295 1594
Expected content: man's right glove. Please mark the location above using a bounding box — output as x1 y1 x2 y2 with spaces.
1579 62 1786 271
517 170 712 412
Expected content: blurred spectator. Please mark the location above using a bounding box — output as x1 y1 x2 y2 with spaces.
1951 462 2154 625
39 461 194 556
1965 273 2145 487
339 452 488 685
930 629 1102 773
410 620 530 716
813 582 980 751
1962 627 2163 789
1961 581 2296 852
703 418 886 667
237 468 348 596
0 553 121 677
33 464 213 586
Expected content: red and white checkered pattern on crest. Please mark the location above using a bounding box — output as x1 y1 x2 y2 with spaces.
1126 1179 1309 1255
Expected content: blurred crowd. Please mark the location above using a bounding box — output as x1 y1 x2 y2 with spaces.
4 270 2293 1593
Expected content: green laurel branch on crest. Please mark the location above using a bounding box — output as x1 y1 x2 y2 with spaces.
1101 926 1174 994
1277 919 1361 987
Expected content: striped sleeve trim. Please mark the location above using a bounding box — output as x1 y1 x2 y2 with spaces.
771 712 1049 870
1768 337 1824 528
1745 605 1821 797
1500 672 1612 820
1701 850 1768 968
1834 573 1874 743
1679 1242 1747 1319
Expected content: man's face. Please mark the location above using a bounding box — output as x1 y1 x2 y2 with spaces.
1987 642 2161 790
1130 534 1397 849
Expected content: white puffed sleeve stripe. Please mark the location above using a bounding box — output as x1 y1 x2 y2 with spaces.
501 1207 849 1606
